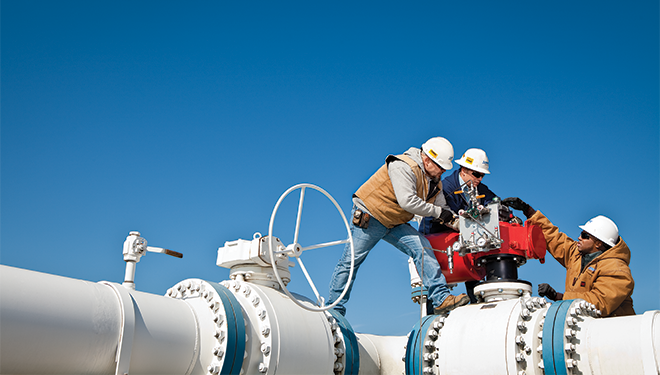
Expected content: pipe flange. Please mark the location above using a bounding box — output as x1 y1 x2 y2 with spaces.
564 300 598 373
166 280 230 375
541 299 599 375
326 309 359 375
221 279 274 375
513 296 547 372
405 315 445 375
326 313 345 374
166 279 247 375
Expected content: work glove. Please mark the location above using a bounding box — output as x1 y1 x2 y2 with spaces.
498 204 513 221
538 283 558 301
446 216 460 232
498 205 524 224
501 197 536 218
432 209 459 232
435 209 455 225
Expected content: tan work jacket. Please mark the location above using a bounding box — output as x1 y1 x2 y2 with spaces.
529 211 635 317
355 154 440 228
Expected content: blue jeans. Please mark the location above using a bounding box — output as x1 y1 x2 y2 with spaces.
328 206 450 316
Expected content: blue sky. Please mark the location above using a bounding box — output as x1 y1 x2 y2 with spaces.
2 1 658 335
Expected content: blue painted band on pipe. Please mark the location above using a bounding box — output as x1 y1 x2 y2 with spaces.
542 301 561 375
328 309 360 375
542 300 575 375
208 282 246 375
552 300 574 375
405 315 436 375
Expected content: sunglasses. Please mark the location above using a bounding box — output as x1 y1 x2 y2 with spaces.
470 170 485 179
580 231 591 240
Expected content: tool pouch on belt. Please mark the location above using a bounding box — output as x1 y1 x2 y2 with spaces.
352 209 370 229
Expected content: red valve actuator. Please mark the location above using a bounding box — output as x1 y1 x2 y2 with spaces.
427 221 546 284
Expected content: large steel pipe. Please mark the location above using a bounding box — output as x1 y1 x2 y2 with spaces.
406 296 660 375
0 265 197 375
3 265 659 375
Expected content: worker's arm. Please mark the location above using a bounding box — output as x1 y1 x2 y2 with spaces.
433 184 452 212
388 160 444 219
441 174 463 214
527 210 574 268
563 265 634 317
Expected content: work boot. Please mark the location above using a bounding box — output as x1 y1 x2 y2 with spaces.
434 294 470 314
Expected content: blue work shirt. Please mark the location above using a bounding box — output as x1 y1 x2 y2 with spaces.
418 169 498 235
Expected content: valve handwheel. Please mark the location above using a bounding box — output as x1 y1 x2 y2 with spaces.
268 183 355 312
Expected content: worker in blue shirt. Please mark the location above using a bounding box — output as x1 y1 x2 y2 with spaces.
419 148 498 235
419 148 509 303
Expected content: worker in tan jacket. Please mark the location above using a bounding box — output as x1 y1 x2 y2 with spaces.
328 137 470 316
502 197 635 317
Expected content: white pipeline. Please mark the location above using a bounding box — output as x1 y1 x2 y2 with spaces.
0 265 198 375
406 296 660 375
1 265 658 375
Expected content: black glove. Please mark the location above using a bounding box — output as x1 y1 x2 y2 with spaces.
501 197 529 211
502 197 536 218
435 209 455 225
429 210 459 232
498 204 513 222
538 283 558 300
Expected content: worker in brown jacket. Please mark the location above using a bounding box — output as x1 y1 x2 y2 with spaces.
328 137 470 316
502 197 635 317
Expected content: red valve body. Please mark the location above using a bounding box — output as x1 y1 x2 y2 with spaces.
427 221 546 284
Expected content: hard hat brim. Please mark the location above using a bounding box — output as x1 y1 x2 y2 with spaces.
578 225 617 247
456 159 490 174
439 160 453 170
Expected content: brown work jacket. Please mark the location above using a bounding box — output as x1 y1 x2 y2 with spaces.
355 154 440 228
529 211 635 317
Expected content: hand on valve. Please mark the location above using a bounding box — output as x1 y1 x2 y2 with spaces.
433 209 459 231
502 197 536 218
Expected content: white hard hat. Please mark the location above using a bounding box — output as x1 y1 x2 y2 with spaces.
456 148 490 174
421 137 454 170
579 215 619 247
